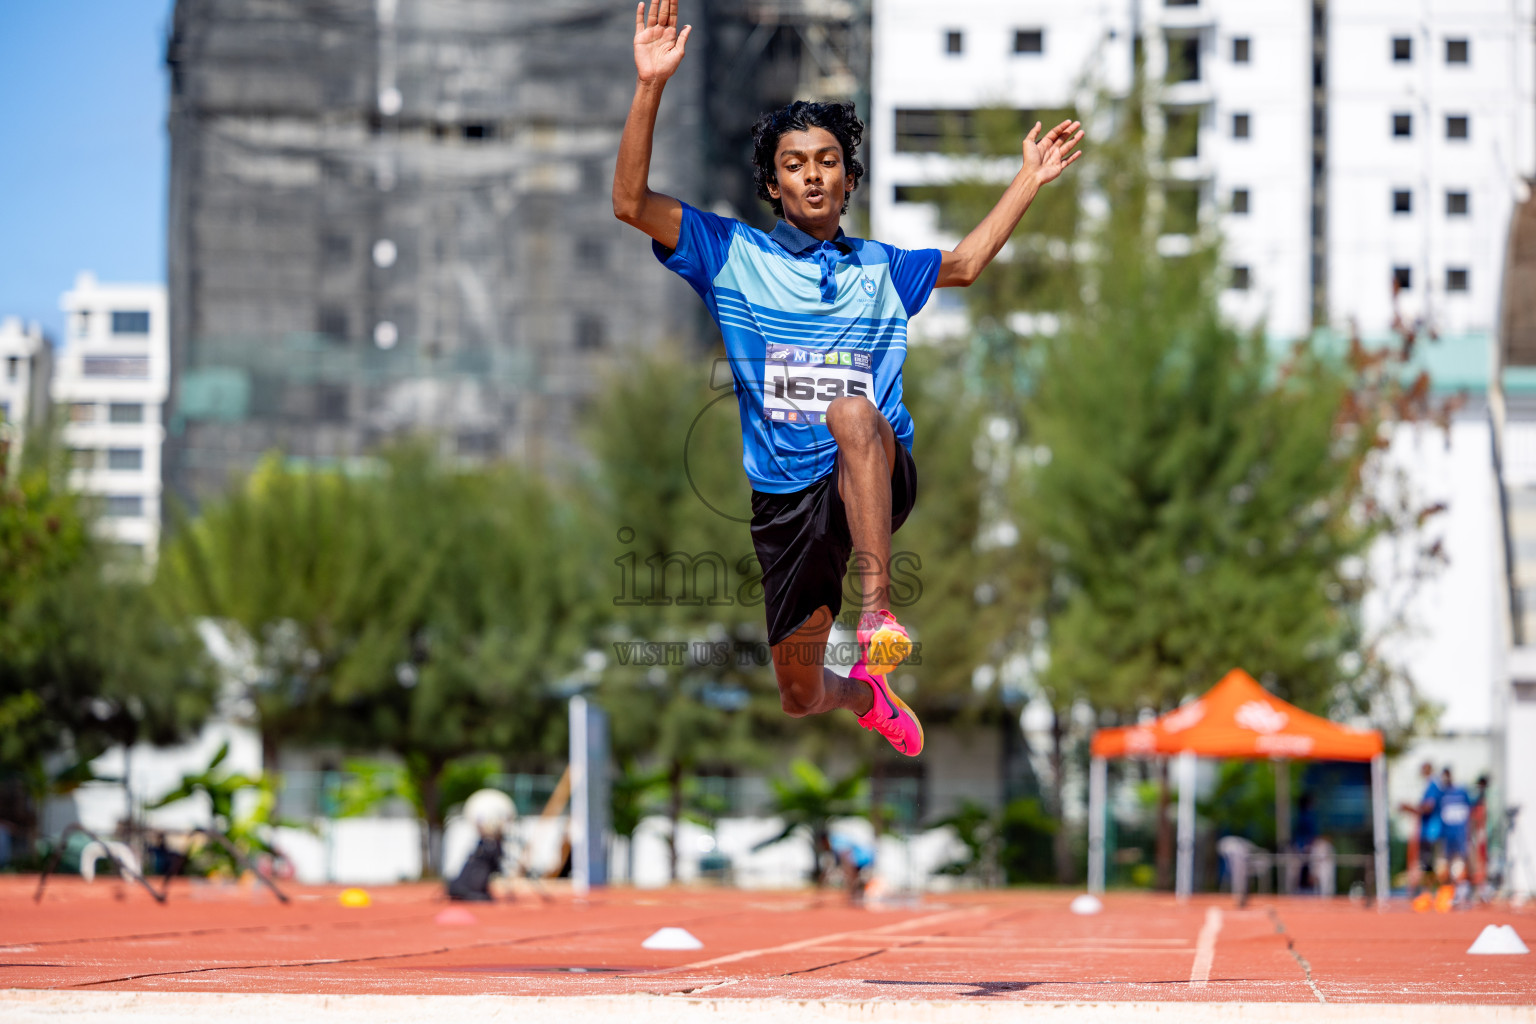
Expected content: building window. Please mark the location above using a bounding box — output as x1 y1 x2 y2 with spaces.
1165 0 1198 6
575 238 606 269
895 108 1051 155
1164 185 1200 235
322 233 351 267
107 447 144 471
1446 115 1469 140
70 448 98 470
1392 36 1412 62
1164 107 1200 159
70 403 96 423
1392 266 1412 290
1232 37 1250 63
5 356 17 380
456 431 498 456
1230 188 1250 214
1167 34 1199 82
316 384 348 422
104 495 144 518
1232 112 1251 139
1392 113 1412 137
1392 190 1412 214
108 403 145 424
1446 268 1469 292
83 356 150 379
111 310 150 335
576 315 606 350
1229 266 1251 291
1446 38 1469 64
945 30 963 55
318 307 349 341
1013 29 1044 55
109 541 146 562
1446 190 1470 216
74 310 90 337
0 402 8 422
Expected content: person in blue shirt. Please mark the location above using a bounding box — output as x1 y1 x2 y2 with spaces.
613 0 1082 756
1436 767 1471 886
827 832 878 903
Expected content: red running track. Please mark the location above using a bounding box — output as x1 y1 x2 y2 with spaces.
2 877 1533 1005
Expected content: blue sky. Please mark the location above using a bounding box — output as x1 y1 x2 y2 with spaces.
0 1 174 343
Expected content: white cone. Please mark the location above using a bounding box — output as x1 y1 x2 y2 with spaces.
1070 894 1104 915
1467 924 1530 955
642 927 704 951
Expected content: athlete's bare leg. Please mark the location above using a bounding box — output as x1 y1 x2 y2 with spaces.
826 395 898 625
770 396 901 720
771 606 874 717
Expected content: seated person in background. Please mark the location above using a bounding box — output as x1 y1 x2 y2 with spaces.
447 831 505 902
447 789 515 902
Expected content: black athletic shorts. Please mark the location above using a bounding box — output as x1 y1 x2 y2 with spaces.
749 443 917 647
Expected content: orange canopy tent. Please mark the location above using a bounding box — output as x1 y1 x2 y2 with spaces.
1085 669 1389 903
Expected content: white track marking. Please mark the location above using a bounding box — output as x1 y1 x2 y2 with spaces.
635 907 988 976
1188 907 1223 987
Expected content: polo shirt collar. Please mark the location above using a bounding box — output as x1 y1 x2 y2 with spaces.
770 219 852 255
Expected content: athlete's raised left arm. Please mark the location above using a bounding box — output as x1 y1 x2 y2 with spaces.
935 119 1083 288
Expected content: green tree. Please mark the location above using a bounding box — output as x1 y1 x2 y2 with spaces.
1 427 217 850
145 740 286 875
155 454 390 769
753 759 869 885
159 447 591 875
1014 81 1419 886
585 347 778 880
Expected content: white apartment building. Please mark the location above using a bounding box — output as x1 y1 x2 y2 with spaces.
1329 0 1536 337
54 273 170 561
0 317 51 458
870 0 1314 341
870 0 1534 342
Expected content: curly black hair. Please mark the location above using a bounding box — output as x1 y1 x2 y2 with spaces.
750 100 866 218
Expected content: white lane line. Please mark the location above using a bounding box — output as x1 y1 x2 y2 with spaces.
633 906 988 977
811 945 1196 956
1189 906 1223 987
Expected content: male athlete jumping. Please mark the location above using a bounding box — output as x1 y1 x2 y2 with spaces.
613 0 1082 756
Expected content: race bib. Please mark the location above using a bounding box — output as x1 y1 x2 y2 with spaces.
762 346 875 425
1440 802 1469 826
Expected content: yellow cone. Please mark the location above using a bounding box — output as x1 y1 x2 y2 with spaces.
339 887 371 908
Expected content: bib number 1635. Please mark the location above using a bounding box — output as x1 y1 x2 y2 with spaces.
771 374 870 402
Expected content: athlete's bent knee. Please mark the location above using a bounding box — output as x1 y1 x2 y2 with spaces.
827 396 882 444
779 691 816 718
775 669 822 718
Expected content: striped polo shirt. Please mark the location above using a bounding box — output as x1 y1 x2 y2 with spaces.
654 203 942 494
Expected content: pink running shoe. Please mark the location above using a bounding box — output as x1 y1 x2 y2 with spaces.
852 660 924 757
857 609 912 677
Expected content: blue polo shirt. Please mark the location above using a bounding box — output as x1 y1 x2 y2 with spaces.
654 203 942 494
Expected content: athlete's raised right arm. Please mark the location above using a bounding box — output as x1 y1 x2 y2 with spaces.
613 0 692 249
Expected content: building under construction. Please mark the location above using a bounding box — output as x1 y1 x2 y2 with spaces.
164 0 870 502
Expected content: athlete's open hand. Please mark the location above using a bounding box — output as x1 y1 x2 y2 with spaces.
634 0 691 84
1023 119 1084 186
